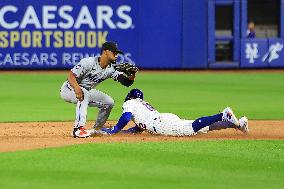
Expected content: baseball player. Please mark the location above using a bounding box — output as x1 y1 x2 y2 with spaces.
60 41 135 138
96 89 249 136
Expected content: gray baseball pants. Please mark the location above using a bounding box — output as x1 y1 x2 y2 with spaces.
60 82 114 129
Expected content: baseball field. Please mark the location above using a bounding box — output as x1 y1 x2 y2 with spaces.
0 70 283 189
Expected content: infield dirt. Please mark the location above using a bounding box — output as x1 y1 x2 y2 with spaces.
0 120 283 152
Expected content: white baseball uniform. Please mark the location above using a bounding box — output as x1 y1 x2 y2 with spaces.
60 57 123 129
122 98 195 136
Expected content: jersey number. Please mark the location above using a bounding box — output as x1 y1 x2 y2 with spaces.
138 123 147 129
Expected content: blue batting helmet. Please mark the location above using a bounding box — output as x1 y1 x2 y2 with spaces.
125 89 144 102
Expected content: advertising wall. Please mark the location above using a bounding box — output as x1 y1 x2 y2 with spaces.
1 0 283 69
0 0 137 69
0 0 183 69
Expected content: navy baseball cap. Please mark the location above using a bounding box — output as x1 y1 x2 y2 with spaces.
125 89 144 102
101 41 124 54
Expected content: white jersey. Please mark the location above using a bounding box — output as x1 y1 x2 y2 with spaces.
122 99 195 136
66 57 122 90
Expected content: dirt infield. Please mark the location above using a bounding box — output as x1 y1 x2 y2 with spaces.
0 120 283 152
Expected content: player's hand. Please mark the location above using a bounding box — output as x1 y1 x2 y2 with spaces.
74 87 84 101
100 127 119 135
100 127 112 134
121 126 143 134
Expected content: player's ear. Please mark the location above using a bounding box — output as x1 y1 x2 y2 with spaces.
101 50 106 56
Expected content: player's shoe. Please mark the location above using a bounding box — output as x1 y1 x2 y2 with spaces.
238 116 249 133
221 107 239 126
88 128 109 136
72 126 91 138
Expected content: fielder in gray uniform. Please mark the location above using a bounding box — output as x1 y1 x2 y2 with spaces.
60 41 135 138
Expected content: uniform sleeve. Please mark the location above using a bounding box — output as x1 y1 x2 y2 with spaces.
101 112 132 134
71 58 93 78
109 65 123 80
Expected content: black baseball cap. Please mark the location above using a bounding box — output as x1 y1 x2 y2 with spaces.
101 41 124 54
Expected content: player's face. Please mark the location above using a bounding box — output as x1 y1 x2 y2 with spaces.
106 50 118 63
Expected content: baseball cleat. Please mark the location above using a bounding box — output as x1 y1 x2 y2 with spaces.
222 107 239 126
72 126 91 138
238 116 249 133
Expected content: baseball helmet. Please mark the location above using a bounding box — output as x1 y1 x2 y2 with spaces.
125 89 144 102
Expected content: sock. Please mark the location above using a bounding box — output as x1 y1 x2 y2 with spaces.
209 121 237 131
192 113 223 132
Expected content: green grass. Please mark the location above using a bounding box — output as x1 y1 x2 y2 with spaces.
0 141 283 189
0 72 283 122
0 72 283 189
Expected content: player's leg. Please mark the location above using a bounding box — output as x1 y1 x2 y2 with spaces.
60 83 91 138
88 89 114 129
192 113 223 132
198 116 249 134
192 107 239 133
60 81 77 104
72 98 91 138
197 121 235 134
152 108 238 136
73 88 90 128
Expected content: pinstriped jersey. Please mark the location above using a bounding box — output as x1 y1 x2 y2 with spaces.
69 57 123 90
122 98 195 136
122 98 161 133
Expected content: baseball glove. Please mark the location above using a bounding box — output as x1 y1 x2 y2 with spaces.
114 62 139 77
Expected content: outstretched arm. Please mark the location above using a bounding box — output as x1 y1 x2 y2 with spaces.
120 125 144 134
101 112 132 134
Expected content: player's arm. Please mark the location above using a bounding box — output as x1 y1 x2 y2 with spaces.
120 125 143 134
116 74 135 87
101 112 132 134
67 71 84 101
